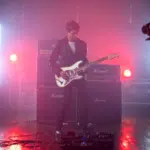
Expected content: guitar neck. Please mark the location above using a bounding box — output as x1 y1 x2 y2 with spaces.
77 56 108 72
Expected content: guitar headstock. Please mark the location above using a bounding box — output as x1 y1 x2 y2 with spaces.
107 53 120 60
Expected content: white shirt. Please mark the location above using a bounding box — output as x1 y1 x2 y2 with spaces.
68 41 76 53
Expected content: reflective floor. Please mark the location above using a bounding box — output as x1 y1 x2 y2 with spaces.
0 105 150 150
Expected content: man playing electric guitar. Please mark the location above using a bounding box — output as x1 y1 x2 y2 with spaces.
50 20 89 141
50 20 119 142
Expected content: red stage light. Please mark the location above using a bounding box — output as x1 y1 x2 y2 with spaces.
123 69 132 77
10 54 17 62
10 145 22 150
122 140 129 149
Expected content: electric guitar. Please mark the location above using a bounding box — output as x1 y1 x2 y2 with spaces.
55 53 119 88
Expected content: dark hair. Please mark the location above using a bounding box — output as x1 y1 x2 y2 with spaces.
66 20 80 32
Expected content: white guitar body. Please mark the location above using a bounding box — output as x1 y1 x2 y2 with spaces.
54 53 120 88
55 60 83 88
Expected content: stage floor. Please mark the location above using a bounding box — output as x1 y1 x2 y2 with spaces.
0 104 150 150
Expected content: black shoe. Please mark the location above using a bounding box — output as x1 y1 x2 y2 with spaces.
55 130 62 143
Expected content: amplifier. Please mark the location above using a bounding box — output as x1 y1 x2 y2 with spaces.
37 57 56 88
37 87 78 125
85 64 120 82
37 40 58 88
37 87 64 125
38 39 58 54
86 81 122 128
37 81 122 126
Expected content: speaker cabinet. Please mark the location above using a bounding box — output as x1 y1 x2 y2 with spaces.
37 87 78 125
37 57 56 88
86 81 122 127
37 40 58 88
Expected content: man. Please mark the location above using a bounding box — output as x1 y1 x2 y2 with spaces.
50 20 89 141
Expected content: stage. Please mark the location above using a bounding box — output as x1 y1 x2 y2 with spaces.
0 103 149 150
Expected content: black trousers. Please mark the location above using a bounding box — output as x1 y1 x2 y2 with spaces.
56 79 88 131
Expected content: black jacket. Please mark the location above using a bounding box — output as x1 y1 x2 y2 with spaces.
50 37 88 75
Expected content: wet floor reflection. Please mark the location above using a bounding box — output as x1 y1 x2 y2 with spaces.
0 118 150 150
120 118 138 150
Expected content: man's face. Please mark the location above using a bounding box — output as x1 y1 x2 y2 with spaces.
67 30 79 41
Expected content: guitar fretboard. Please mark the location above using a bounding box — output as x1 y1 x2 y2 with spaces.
76 56 108 73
